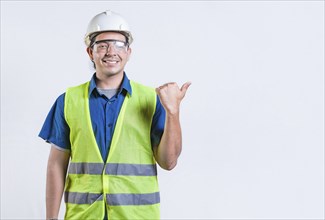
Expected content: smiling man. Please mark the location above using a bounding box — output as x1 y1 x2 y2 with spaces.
39 10 190 220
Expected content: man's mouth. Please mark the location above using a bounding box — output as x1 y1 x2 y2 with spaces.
103 60 119 64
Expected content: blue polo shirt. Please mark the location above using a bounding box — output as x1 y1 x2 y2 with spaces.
39 73 165 162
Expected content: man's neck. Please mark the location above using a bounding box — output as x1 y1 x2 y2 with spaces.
95 72 124 89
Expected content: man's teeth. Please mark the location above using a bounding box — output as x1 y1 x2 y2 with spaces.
104 60 118 63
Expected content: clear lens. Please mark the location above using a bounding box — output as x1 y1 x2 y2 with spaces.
93 40 127 53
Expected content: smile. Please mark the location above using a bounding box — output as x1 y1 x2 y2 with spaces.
103 60 119 64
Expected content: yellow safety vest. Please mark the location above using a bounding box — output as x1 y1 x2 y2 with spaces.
64 81 160 220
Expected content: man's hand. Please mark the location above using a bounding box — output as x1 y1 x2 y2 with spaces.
155 82 191 114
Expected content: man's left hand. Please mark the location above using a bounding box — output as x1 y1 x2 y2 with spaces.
156 82 191 114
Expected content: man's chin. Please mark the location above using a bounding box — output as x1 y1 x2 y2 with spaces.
102 71 123 77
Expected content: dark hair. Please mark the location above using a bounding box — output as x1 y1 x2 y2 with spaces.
89 33 101 48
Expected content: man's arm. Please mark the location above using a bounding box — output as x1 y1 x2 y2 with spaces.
153 82 191 170
46 145 70 220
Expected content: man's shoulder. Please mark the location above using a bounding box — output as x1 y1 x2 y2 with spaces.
65 81 90 95
67 81 89 91
130 80 155 92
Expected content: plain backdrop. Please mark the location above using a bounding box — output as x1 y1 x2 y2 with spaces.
1 1 324 219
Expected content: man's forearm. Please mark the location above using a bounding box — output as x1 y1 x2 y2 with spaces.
155 112 182 170
46 166 65 219
46 146 70 219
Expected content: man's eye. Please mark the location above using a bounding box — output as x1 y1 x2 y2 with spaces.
98 45 108 49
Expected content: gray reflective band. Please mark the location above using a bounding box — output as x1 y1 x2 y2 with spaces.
65 192 103 204
105 163 157 176
107 192 160 206
68 163 104 174
68 163 157 176
65 192 160 206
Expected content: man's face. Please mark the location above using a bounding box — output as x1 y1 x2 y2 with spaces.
87 32 131 77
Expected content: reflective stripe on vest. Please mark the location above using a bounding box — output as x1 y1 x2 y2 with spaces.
65 192 103 204
107 192 160 206
68 162 104 174
68 162 157 176
65 192 160 206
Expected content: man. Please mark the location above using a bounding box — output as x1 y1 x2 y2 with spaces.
39 10 190 220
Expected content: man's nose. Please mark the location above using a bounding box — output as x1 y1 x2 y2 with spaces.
106 44 117 54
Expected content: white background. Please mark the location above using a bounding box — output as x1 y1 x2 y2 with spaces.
1 1 324 219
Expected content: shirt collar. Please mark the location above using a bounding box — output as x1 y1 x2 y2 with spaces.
88 72 132 97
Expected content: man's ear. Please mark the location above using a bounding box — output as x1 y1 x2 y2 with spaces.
127 47 132 61
86 47 94 61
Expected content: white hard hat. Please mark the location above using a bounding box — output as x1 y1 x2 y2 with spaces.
84 10 133 46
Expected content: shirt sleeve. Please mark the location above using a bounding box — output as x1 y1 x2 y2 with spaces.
150 95 166 148
38 93 71 151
